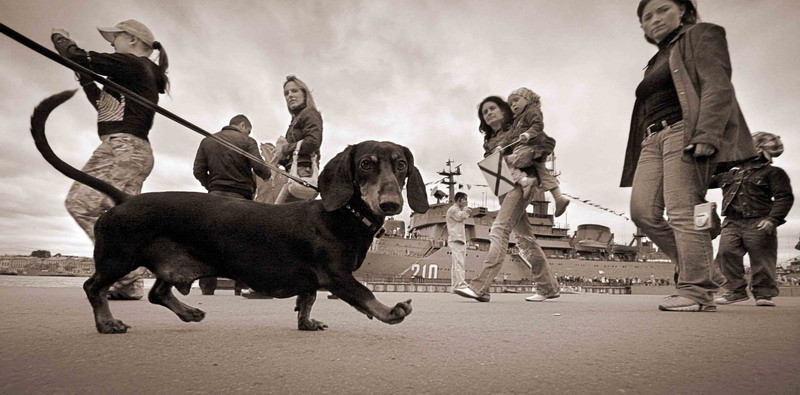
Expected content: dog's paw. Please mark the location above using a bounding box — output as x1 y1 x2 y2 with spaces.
386 299 413 325
178 308 206 323
96 319 131 334
298 318 328 331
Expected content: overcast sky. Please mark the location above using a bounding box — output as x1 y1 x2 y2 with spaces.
1 0 798 265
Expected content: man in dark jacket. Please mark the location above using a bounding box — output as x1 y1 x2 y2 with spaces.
711 132 793 307
192 114 271 294
194 115 271 200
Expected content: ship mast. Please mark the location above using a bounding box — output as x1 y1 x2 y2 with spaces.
629 227 647 247
437 159 461 203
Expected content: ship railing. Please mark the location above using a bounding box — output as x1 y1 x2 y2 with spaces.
356 275 451 284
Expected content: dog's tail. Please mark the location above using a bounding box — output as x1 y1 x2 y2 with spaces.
31 90 130 205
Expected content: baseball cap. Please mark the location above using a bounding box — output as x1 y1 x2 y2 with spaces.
97 19 155 47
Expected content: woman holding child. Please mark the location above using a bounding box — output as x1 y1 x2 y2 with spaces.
454 95 560 303
621 0 756 311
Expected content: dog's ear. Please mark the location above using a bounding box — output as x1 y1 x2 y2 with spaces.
319 144 355 211
402 146 429 214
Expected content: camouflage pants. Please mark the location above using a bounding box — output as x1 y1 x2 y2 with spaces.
65 133 154 300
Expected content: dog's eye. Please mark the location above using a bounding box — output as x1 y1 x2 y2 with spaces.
396 160 407 171
359 160 373 171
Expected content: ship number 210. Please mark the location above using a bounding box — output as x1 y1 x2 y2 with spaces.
411 264 438 279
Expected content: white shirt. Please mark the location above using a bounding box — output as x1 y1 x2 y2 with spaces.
446 204 470 243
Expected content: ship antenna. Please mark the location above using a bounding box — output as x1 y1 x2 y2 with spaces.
437 159 462 203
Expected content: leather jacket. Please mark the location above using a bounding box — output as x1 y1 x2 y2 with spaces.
278 105 323 169
193 126 271 199
621 23 757 187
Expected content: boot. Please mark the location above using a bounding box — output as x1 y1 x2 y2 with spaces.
554 196 570 217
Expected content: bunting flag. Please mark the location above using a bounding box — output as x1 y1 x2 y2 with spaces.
477 151 515 197
423 168 630 220
562 192 630 220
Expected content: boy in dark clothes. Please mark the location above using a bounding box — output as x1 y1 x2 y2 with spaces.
711 132 794 307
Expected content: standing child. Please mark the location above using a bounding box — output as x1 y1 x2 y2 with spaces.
711 132 793 307
51 19 169 299
505 87 570 217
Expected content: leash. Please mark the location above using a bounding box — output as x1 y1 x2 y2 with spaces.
500 138 522 152
0 22 318 191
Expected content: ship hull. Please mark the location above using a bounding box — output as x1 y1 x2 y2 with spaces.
357 237 674 283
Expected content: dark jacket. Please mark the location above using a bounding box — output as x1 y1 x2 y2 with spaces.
51 33 165 141
709 157 794 225
193 126 271 199
621 23 757 187
483 127 514 157
278 105 323 169
507 104 555 169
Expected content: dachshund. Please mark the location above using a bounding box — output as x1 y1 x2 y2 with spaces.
31 90 429 333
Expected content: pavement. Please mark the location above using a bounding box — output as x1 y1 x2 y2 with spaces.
1 286 798 394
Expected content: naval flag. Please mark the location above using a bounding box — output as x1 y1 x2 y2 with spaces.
477 151 514 197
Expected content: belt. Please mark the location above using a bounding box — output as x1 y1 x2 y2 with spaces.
644 115 683 137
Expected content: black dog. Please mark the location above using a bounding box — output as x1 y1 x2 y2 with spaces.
31 90 429 333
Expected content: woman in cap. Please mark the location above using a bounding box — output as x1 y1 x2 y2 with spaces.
620 0 756 311
50 19 169 300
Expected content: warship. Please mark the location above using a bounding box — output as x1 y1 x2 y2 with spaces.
354 160 674 285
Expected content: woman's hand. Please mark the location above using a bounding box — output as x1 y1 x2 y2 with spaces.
684 143 716 157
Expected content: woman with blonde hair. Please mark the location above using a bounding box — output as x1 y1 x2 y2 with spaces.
275 75 323 203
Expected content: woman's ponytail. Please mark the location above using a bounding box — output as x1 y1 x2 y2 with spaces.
152 41 170 94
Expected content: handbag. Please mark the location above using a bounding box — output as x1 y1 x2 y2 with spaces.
278 139 319 202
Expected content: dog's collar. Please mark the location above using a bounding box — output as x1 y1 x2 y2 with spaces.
343 203 383 237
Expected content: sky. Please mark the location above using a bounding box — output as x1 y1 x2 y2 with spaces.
1 0 798 266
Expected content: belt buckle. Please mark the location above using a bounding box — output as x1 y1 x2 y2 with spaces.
646 120 669 137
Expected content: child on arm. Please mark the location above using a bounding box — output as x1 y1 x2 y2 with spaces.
505 87 570 217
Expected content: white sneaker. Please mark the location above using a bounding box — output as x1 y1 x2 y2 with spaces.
756 298 776 307
525 292 561 302
454 286 479 299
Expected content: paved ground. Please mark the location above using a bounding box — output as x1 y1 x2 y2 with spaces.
1 287 798 394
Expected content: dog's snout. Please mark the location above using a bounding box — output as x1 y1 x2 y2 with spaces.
379 201 401 214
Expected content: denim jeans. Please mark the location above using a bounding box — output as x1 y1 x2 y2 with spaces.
470 184 558 296
630 121 721 304
449 241 468 292
716 217 779 299
533 161 559 191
